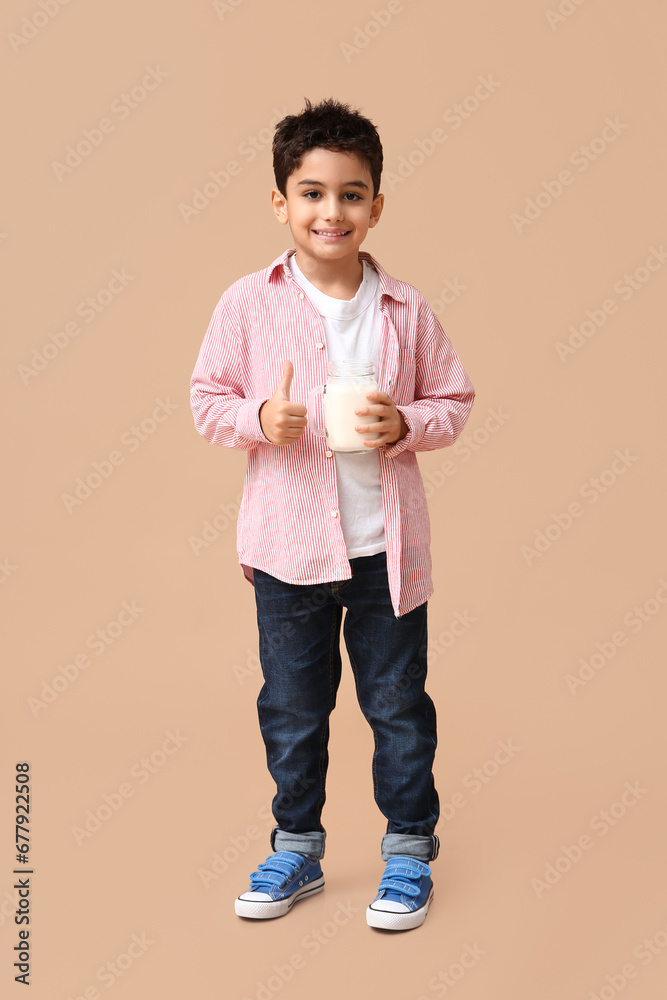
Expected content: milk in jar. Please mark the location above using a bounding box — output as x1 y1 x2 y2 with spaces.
323 361 380 453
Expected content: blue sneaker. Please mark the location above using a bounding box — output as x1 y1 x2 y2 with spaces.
366 856 433 930
235 850 325 919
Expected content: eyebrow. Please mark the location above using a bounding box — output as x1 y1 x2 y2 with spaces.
296 178 370 191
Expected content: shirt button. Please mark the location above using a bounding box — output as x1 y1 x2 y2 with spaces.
315 341 324 349
331 509 338 517
325 450 333 458
299 291 305 298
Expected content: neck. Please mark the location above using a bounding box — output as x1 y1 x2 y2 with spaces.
293 251 363 299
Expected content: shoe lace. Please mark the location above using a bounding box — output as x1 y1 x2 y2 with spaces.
378 856 431 897
248 851 307 891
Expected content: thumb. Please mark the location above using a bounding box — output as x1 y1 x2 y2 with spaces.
277 359 293 400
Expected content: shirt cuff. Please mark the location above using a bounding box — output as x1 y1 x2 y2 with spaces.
383 406 425 458
235 398 270 444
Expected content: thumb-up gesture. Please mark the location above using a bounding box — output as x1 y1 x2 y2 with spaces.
259 360 308 446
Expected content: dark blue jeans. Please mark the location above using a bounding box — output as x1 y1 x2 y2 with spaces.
252 551 440 863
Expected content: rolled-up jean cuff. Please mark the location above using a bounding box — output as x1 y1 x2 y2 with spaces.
381 833 440 862
270 825 326 861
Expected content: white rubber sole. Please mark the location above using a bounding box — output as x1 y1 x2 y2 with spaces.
235 876 325 919
366 886 434 930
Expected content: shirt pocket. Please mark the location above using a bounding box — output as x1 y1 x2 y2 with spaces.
392 347 417 404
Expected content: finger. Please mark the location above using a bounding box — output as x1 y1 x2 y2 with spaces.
356 425 386 435
283 425 306 442
281 408 307 423
354 404 390 416
277 414 307 431
364 426 396 443
355 416 393 431
277 359 293 400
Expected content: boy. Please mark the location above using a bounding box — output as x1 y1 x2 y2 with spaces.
190 97 475 931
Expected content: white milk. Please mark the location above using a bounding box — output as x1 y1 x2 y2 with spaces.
323 379 380 452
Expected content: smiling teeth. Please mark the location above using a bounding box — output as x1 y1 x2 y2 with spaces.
315 230 348 234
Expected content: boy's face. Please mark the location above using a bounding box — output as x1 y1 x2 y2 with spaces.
271 147 384 269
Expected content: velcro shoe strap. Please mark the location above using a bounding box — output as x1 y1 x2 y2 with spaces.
248 868 288 889
272 851 309 866
378 876 420 897
385 859 431 879
258 856 303 876
251 859 301 884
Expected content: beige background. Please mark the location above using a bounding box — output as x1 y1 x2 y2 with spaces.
3 0 667 997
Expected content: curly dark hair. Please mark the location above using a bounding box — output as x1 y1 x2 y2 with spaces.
272 97 383 199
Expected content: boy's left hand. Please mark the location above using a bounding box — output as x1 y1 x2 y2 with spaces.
355 391 409 448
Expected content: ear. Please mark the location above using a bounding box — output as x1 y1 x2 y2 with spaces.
368 192 384 227
271 188 289 225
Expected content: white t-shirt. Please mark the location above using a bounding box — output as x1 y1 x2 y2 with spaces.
288 251 386 559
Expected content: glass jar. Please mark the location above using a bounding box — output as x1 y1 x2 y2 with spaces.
307 359 381 453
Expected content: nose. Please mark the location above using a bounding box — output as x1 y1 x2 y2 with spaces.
322 196 345 222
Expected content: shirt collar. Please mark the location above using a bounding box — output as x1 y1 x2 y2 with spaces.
266 247 407 303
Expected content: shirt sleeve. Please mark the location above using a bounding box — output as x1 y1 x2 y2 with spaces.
190 291 270 451
383 293 475 459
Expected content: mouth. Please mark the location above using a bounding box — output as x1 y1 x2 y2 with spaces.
312 229 351 241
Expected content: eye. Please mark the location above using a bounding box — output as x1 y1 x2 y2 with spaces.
302 190 363 200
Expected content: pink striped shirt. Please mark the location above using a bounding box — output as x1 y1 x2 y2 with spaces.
190 247 475 617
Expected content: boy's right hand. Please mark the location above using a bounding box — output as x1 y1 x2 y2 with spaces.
259 360 308 446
